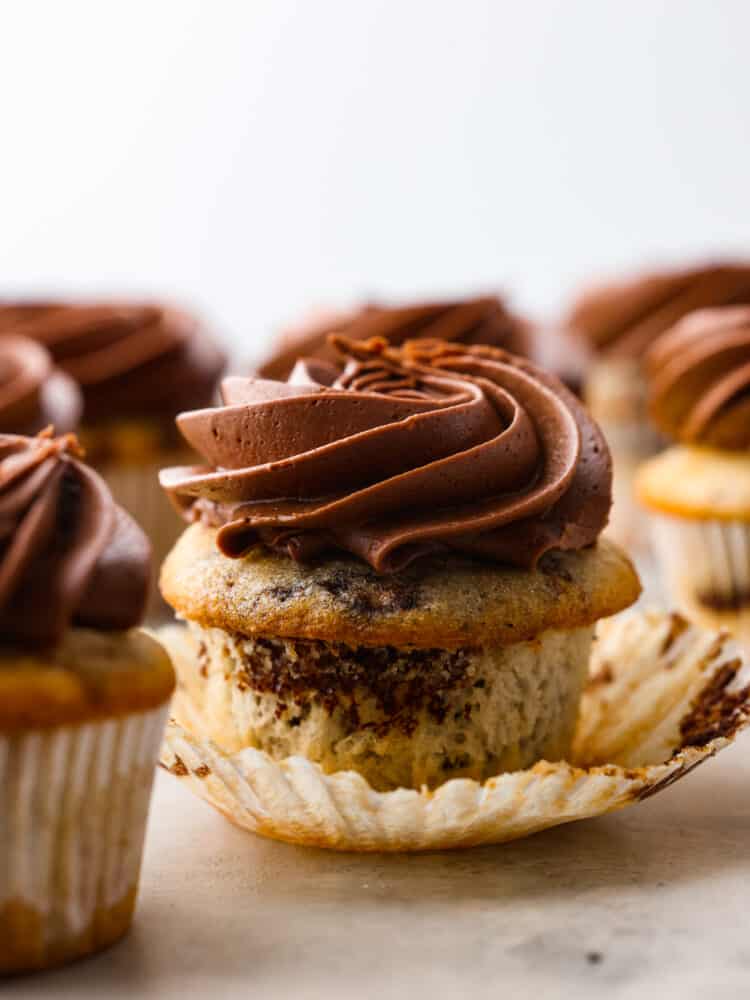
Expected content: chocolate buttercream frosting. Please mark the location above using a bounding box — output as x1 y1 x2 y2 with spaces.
646 306 750 449
161 338 612 573
567 262 750 360
258 296 531 381
0 431 151 647
0 335 81 435
0 302 225 422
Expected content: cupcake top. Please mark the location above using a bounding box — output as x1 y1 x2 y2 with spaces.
0 430 151 647
0 302 226 424
257 296 531 380
161 338 612 574
646 306 750 449
0 335 81 434
567 262 750 360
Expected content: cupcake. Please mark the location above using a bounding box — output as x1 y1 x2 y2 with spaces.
0 302 226 616
159 338 639 797
0 431 175 974
565 261 750 548
0 335 81 434
636 306 750 641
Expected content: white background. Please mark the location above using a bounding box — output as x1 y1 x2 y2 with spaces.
1 0 748 364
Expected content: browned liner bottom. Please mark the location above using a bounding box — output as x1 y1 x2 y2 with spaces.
0 886 137 976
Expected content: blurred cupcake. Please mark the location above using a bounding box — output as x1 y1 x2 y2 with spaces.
258 295 531 379
0 431 175 974
159 338 639 796
0 302 226 616
0 335 81 434
636 306 750 641
566 261 750 548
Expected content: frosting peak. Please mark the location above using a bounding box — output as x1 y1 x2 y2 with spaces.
161 339 611 573
0 302 225 422
0 335 81 434
258 296 530 381
0 431 151 647
646 306 750 449
568 262 750 359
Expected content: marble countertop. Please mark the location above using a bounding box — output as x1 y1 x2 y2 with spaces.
8 731 750 1000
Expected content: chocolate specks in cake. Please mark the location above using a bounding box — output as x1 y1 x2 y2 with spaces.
229 632 471 736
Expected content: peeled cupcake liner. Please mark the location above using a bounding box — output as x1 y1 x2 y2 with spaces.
0 704 168 974
158 611 750 852
648 513 750 646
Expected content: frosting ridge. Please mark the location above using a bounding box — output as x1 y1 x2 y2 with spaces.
0 431 151 646
161 338 611 573
646 306 750 449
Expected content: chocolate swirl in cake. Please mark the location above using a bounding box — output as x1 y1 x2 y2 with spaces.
0 302 225 422
258 296 531 380
646 306 750 449
567 262 750 360
0 431 151 646
161 338 611 573
0 335 81 434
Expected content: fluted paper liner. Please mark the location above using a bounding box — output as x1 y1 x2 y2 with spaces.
0 705 168 973
649 514 750 646
158 612 750 852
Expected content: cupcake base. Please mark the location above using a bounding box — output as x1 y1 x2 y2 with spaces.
0 706 168 975
1 888 136 976
158 611 749 852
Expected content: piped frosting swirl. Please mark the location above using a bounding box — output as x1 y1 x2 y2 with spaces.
0 335 81 434
258 296 530 380
646 306 750 449
161 339 612 573
567 262 750 359
0 302 225 422
0 431 151 647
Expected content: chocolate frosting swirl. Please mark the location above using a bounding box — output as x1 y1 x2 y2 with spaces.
161 339 611 573
646 306 750 449
0 335 81 434
567 262 750 360
0 302 225 422
258 296 531 381
0 431 151 647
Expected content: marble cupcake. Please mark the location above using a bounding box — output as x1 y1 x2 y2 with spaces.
159 338 639 799
636 306 750 641
0 302 226 616
0 431 174 973
566 262 750 548
0 335 81 435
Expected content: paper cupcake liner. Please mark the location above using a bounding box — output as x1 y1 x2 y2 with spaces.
158 612 749 852
97 459 184 621
0 705 169 974
648 514 750 644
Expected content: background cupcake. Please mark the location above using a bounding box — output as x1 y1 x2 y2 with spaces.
0 334 81 434
565 261 750 549
159 338 639 799
0 302 226 616
0 431 175 974
636 306 750 642
257 294 585 396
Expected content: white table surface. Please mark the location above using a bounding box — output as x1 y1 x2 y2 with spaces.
8 731 750 1000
